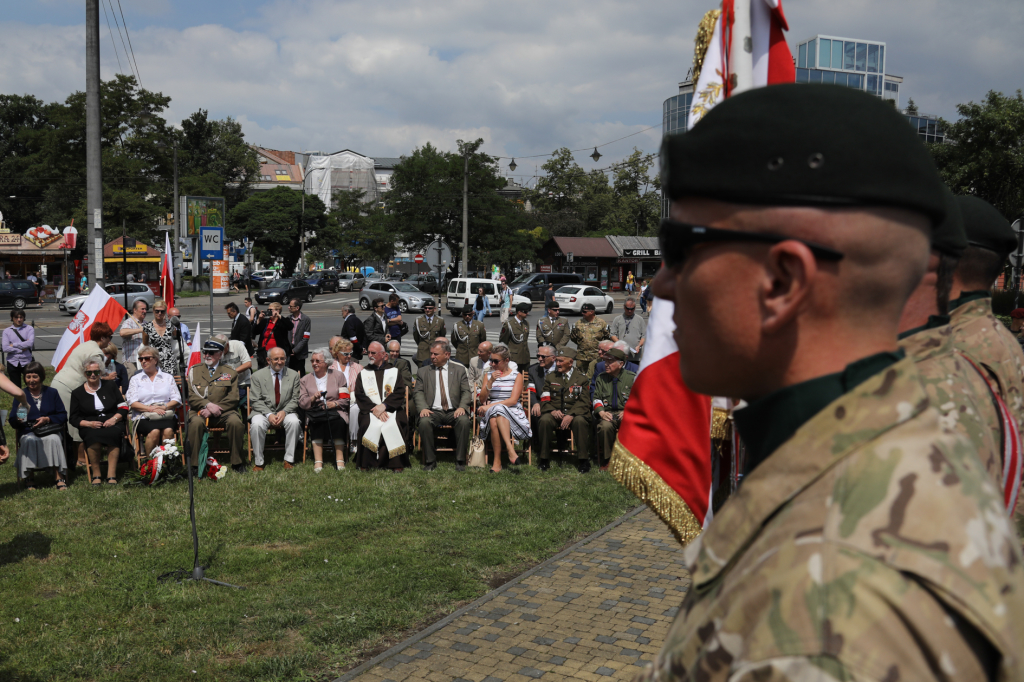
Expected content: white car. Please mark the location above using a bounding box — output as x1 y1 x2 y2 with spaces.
553 285 614 315
250 269 281 283
444 277 532 316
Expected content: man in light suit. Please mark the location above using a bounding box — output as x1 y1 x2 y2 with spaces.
249 346 301 471
414 339 473 471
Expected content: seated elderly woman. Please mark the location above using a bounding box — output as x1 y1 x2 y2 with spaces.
299 347 349 472
9 362 69 490
125 344 182 456
476 342 531 473
51 320 114 470
70 355 129 485
329 336 362 456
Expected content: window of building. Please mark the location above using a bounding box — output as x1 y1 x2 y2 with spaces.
885 81 899 94
820 70 835 85
809 69 822 83
796 67 809 83
834 72 848 87
867 74 879 96
848 74 864 90
807 38 816 68
867 44 879 73
832 41 843 71
261 175 271 181
855 43 867 72
818 38 831 69
798 42 807 68
275 169 288 175
878 46 884 73
844 41 856 70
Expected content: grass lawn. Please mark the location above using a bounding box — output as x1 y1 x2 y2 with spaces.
0 420 638 681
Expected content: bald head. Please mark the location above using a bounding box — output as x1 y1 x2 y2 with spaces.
387 340 401 353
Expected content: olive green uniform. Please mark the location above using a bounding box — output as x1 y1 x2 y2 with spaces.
569 317 610 377
186 363 244 466
632 354 1024 682
536 315 570 351
499 316 531 368
451 319 487 366
592 369 634 463
412 315 446 364
538 368 591 461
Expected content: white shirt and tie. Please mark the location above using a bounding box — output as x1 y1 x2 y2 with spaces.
432 362 453 411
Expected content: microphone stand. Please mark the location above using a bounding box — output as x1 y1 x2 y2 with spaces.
158 319 244 589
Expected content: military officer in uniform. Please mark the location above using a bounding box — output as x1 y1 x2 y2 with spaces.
569 302 610 378
535 300 570 351
451 305 487 367
538 347 592 473
592 348 634 470
499 302 531 368
629 85 1024 681
412 301 446 367
186 338 245 470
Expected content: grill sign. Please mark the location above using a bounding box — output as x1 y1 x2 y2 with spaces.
622 249 661 258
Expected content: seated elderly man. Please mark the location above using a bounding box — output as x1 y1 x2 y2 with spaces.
186 337 245 472
386 339 415 388
249 346 301 471
355 341 410 471
414 339 472 471
592 348 635 470
537 347 592 473
467 340 493 392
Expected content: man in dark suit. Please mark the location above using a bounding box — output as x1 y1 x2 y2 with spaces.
287 298 312 376
226 302 253 355
364 298 389 347
340 304 366 360
387 340 415 388
413 339 472 471
527 343 557 448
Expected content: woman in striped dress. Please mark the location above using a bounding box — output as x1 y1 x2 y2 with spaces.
477 343 531 472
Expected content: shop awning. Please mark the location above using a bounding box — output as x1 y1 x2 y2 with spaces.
103 236 165 261
104 256 161 263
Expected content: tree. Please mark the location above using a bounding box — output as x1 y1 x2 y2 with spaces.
308 189 394 265
228 186 326 275
176 109 260 205
931 90 1024 219
525 148 614 237
906 98 919 115
601 149 661 237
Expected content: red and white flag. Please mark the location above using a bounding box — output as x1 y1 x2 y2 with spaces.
161 231 174 309
52 287 127 372
186 323 202 373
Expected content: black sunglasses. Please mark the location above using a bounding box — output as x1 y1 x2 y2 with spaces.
659 219 844 268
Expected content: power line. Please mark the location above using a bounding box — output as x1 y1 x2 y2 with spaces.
107 0 138 85
100 0 124 74
116 0 143 88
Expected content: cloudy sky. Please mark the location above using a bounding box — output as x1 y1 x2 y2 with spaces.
2 0 1020 183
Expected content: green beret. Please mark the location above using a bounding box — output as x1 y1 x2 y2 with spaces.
556 347 577 360
515 302 531 313
606 348 627 362
580 302 596 312
957 196 1016 257
461 305 474 315
661 84 947 226
931 188 967 257
548 300 560 309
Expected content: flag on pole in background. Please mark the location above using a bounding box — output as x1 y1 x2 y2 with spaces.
613 0 794 545
186 323 202 373
161 231 174 309
52 287 127 372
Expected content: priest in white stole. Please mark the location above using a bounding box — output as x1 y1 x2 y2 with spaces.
354 341 411 471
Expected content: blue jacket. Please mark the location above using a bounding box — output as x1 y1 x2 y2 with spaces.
474 293 492 315
9 386 67 433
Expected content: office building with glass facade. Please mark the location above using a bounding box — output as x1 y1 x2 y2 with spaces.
795 35 895 101
663 79 694 137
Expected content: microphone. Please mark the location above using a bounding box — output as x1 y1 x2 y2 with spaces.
169 316 181 327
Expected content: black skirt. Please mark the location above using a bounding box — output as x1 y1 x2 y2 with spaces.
308 412 346 442
136 416 178 437
80 423 125 449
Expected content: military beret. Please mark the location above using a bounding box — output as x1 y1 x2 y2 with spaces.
461 305 474 315
580 302 596 312
515 302 531 313
606 348 627 362
957 196 1017 257
930 188 967 258
661 84 947 226
548 300 560 309
203 339 225 352
556 347 577 359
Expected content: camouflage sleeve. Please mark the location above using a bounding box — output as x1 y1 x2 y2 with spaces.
601 320 611 341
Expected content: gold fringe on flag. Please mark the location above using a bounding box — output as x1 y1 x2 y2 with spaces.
710 406 730 441
692 9 721 86
609 439 703 546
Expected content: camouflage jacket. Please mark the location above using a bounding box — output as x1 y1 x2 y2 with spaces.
635 356 1024 682
569 317 611 362
900 321 1005 493
536 315 570 350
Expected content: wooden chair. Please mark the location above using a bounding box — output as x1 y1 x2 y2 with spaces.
473 386 533 466
246 392 301 464
131 420 185 469
301 406 349 465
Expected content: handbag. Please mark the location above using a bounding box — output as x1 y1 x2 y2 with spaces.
468 437 487 468
32 421 63 438
399 321 410 336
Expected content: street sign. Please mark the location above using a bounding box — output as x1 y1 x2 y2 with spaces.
415 253 424 264
200 227 224 260
567 251 574 263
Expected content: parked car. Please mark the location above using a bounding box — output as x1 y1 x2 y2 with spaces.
337 272 365 291
364 272 386 282
552 285 614 315
249 269 281 284
304 271 339 294
59 283 152 316
444 278 532 316
405 273 440 294
254 278 316 305
0 280 40 310
507 272 584 301
359 282 434 313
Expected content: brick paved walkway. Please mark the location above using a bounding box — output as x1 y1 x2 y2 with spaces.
338 506 688 682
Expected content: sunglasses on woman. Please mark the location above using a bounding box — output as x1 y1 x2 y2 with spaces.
84 370 102 376
139 356 156 362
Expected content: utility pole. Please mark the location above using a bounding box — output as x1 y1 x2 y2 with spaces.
85 0 103 289
172 143 181 288
462 150 468 279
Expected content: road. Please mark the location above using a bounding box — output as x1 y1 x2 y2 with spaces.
21 289 642 367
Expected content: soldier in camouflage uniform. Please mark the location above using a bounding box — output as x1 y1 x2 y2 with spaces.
186 338 245 468
451 305 487 367
634 84 1024 681
499 302 531 368
569 302 610 378
535 300 570 351
412 301 446 367
538 347 592 472
592 348 634 469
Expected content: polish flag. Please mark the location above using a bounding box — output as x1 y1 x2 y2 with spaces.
161 231 174 309
52 287 127 372
610 302 713 545
186 323 202 373
687 0 794 130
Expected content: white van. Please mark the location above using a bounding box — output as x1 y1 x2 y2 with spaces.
445 278 530 316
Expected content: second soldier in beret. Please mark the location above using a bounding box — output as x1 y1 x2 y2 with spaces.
451 305 487 367
500 302 531 368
